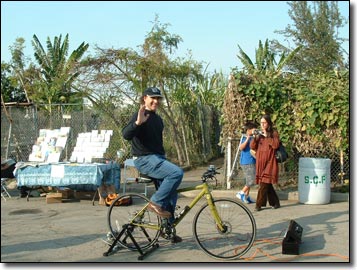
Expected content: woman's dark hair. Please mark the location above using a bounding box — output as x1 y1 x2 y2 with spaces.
261 114 274 137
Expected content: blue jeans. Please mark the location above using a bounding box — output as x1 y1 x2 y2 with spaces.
134 154 183 221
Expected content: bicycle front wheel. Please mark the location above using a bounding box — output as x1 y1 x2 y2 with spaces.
193 198 256 260
107 193 161 251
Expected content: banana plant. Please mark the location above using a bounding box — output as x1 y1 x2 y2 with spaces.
237 39 301 77
31 34 89 111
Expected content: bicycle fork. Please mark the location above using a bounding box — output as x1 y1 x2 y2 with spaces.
205 193 226 232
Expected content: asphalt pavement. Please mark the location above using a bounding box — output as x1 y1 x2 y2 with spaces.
1 167 352 267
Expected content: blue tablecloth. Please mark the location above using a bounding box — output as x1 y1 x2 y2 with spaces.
15 162 120 191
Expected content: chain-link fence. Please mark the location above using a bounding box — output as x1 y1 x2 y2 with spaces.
1 104 350 188
1 104 136 165
1 102 223 167
225 136 350 188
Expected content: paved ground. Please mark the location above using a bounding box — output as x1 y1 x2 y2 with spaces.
1 166 352 267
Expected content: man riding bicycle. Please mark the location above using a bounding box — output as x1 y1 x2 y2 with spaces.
122 87 183 243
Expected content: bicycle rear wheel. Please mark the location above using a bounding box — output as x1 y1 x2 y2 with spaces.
107 193 161 251
193 198 256 260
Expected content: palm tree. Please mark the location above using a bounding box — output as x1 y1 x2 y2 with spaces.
31 34 89 109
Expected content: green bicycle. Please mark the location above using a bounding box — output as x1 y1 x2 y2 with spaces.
103 166 256 260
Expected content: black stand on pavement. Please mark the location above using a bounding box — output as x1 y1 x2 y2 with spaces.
282 220 303 255
103 224 159 260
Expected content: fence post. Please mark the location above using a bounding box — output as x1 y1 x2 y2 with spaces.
339 149 345 185
226 137 232 189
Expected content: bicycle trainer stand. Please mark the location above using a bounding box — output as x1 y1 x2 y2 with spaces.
103 223 159 260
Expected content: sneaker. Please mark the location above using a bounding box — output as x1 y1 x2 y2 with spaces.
160 232 182 243
246 196 255 204
243 196 249 203
236 191 245 202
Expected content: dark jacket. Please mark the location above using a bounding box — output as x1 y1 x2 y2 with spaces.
122 110 165 156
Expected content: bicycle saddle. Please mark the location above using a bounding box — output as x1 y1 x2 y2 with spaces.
137 173 162 190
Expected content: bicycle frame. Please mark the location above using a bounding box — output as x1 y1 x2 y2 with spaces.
172 182 224 231
130 180 224 232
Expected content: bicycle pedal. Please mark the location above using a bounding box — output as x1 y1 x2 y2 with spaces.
159 231 170 239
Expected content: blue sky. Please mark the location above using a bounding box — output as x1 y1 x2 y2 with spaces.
1 1 350 76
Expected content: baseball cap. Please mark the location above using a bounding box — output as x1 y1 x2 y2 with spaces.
143 87 163 98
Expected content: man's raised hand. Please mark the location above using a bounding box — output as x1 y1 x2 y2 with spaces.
135 105 149 126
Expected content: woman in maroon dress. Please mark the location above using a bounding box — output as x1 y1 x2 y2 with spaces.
250 114 280 211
